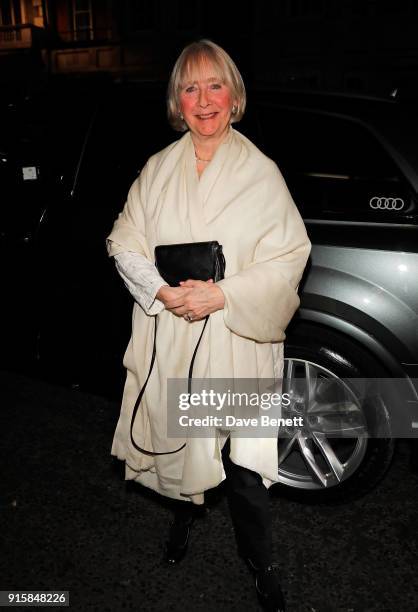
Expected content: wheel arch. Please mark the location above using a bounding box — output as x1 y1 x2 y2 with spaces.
289 307 405 378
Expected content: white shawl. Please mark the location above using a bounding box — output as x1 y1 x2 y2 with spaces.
106 127 311 504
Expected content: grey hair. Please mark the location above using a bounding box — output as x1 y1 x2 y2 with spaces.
167 39 246 132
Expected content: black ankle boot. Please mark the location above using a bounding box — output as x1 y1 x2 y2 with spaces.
164 515 194 565
247 560 286 612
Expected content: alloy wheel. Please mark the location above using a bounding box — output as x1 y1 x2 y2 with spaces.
278 359 369 490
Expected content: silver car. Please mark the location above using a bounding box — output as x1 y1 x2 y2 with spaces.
251 91 418 501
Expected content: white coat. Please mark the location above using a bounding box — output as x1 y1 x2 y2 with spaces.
106 127 311 504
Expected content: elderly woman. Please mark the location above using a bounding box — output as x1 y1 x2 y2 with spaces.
106 39 310 611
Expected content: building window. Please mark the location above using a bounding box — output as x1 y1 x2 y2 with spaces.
72 0 93 41
0 0 22 25
33 0 43 19
0 0 12 25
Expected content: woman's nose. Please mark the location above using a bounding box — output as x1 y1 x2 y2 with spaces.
198 88 209 107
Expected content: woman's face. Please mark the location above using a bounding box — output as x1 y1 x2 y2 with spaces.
178 60 235 142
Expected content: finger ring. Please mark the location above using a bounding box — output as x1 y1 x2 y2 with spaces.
185 313 193 322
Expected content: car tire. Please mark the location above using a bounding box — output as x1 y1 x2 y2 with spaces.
274 322 395 504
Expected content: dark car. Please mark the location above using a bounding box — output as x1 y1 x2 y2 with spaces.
2 81 417 502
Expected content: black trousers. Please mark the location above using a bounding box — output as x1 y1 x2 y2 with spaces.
172 437 273 568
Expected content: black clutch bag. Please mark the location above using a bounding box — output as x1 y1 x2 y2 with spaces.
155 241 225 286
130 240 226 457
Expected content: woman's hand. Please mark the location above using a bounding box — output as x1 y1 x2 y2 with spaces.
178 279 225 321
157 280 225 320
156 285 189 312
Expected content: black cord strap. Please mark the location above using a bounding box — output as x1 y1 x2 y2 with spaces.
129 315 209 456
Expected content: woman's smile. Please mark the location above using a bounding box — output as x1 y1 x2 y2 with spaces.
195 112 218 119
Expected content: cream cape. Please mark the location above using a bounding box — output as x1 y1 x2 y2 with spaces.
106 127 311 504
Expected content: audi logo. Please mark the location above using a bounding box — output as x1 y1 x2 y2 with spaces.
369 196 405 211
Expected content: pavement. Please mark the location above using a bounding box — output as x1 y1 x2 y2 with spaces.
1 370 418 612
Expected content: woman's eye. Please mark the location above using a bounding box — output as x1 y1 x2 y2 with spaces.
185 86 196 93
210 83 222 90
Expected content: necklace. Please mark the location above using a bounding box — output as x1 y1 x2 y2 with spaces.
195 151 212 163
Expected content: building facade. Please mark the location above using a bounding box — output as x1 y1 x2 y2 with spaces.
0 0 417 96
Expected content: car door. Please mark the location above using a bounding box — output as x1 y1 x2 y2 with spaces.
35 83 174 397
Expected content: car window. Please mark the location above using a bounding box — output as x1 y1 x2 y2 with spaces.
257 106 417 223
51 85 177 258
73 85 174 217
0 88 92 239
